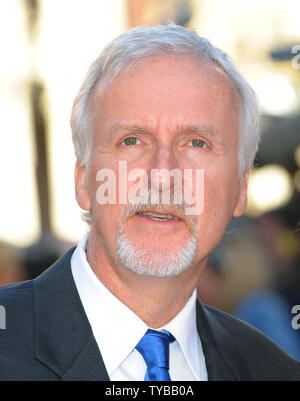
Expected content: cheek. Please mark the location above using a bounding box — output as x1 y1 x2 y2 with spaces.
193 176 236 259
86 163 122 224
91 202 124 250
201 168 240 223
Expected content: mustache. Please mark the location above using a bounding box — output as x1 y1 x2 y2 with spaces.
120 188 196 227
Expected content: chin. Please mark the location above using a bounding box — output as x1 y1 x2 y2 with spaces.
116 231 197 279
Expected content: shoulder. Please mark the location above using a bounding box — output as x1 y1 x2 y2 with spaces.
0 279 34 323
201 302 300 381
0 249 76 380
0 279 35 340
0 246 76 321
0 280 35 373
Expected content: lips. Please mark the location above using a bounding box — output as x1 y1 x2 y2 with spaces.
135 211 182 222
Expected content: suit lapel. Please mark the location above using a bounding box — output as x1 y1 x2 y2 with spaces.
33 248 110 381
196 300 245 381
61 334 109 381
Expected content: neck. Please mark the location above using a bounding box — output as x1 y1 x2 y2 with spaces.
86 229 207 328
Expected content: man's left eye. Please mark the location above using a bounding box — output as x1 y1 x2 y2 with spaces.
188 139 207 148
122 137 141 146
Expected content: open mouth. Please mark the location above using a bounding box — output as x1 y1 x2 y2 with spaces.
135 211 183 222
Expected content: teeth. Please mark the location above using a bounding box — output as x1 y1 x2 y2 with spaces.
137 211 179 220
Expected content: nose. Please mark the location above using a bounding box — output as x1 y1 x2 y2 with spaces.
149 144 178 193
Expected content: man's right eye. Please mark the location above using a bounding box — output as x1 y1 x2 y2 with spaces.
122 137 141 146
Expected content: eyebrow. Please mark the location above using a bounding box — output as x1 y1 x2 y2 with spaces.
177 124 220 138
109 123 151 136
109 123 220 137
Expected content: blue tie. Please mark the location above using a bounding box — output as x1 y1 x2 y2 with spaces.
136 329 175 381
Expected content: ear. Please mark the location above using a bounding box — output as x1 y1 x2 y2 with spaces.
233 172 249 217
74 162 91 211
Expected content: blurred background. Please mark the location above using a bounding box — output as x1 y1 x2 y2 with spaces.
0 0 299 360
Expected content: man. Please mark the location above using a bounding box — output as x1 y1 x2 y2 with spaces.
1 24 300 381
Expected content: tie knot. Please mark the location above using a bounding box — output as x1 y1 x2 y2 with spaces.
136 329 175 370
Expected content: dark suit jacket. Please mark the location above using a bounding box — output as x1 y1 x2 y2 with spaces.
0 247 300 381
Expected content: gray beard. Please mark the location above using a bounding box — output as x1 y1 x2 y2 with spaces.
116 229 197 278
115 187 198 278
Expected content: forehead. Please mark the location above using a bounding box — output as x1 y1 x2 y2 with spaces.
92 54 241 137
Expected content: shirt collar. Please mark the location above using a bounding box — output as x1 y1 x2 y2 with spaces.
160 289 201 380
71 233 200 379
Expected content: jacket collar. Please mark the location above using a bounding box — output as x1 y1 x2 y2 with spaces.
32 247 110 381
33 247 243 381
196 300 248 381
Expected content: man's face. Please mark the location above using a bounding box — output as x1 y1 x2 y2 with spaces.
75 54 248 277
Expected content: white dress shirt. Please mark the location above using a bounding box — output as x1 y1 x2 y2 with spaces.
71 233 207 381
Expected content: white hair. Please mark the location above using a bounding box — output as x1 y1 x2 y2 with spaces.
71 24 260 176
